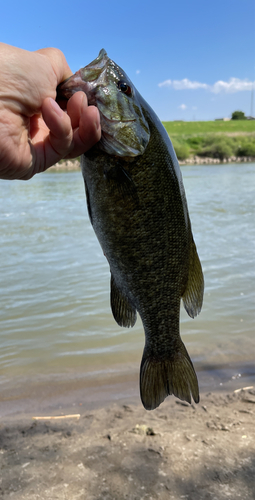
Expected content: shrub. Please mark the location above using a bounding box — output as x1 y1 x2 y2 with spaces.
236 140 255 157
172 139 190 160
197 136 234 160
186 136 204 151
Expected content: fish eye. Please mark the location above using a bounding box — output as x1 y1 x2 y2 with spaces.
117 80 132 96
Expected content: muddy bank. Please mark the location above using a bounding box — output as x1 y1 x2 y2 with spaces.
0 387 254 500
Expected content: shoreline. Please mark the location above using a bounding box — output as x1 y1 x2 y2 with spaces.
1 357 254 422
49 156 255 172
0 387 254 499
179 155 255 165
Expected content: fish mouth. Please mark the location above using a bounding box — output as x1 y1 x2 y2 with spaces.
81 48 109 82
57 49 151 157
57 49 110 102
57 49 136 126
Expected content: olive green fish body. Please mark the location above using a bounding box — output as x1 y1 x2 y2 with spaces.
57 50 204 410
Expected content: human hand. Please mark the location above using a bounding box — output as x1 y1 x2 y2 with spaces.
0 43 101 180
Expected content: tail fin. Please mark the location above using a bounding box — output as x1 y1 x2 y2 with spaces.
140 341 199 410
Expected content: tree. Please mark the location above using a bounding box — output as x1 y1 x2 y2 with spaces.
231 110 247 120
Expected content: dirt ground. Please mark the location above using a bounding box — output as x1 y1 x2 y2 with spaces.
0 387 254 500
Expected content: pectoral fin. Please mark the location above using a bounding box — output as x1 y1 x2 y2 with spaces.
84 180 93 225
182 238 204 319
104 164 138 201
110 274 137 328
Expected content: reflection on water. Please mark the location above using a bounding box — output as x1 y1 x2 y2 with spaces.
0 164 254 412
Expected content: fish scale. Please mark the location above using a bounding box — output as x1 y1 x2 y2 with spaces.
57 49 204 410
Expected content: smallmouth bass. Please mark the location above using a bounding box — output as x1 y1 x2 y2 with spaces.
57 49 204 410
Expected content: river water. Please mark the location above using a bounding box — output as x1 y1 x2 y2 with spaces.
0 163 254 416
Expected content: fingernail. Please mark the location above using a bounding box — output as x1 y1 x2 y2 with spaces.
94 108 100 131
49 97 63 117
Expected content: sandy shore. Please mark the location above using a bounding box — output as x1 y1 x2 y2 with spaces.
0 387 254 500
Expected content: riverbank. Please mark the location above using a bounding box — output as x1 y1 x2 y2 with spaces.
49 119 255 171
50 155 255 171
50 159 81 170
179 155 255 165
0 387 254 500
1 163 254 499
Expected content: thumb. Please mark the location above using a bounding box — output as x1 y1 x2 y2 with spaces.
35 47 73 84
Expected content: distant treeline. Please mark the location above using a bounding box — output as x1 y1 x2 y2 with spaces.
163 120 255 161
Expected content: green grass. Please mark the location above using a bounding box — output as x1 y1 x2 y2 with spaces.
162 120 255 161
59 121 255 164
162 120 255 135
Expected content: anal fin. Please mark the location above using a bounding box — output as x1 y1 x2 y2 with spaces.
110 274 137 328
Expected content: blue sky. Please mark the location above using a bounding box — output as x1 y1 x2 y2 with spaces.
2 0 255 121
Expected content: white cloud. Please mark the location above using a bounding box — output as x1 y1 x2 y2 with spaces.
211 78 254 93
178 104 187 110
158 77 255 93
136 70 141 74
158 78 207 90
159 79 172 87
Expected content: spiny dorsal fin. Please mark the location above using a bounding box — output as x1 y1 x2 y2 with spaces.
182 238 204 319
110 274 137 328
140 341 199 410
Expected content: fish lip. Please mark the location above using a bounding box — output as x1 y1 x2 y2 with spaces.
57 49 150 157
57 49 133 121
57 49 110 100
79 49 110 84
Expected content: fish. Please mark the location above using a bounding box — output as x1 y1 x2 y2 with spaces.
57 49 204 410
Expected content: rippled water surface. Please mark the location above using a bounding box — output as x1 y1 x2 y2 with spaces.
0 164 254 414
